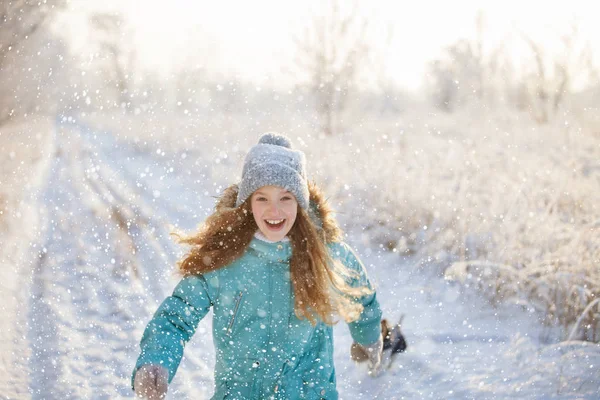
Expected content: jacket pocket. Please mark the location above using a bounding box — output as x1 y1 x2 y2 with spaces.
305 381 338 400
213 357 260 399
226 291 244 337
302 369 338 400
219 379 256 400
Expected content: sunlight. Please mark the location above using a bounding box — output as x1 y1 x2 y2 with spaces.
2 0 599 398
62 0 600 90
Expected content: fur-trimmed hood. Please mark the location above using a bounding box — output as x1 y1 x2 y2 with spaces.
215 182 342 243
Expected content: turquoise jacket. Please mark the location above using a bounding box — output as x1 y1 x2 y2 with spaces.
132 237 382 399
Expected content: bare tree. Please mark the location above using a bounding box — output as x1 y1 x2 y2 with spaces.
427 39 483 112
474 11 486 100
292 0 371 135
425 11 545 113
519 22 595 124
370 22 406 115
485 41 518 107
0 0 65 124
426 11 488 112
89 12 136 111
0 0 63 69
427 58 458 112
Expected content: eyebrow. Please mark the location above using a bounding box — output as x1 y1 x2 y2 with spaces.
254 190 290 195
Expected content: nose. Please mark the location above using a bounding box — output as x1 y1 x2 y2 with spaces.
267 202 281 214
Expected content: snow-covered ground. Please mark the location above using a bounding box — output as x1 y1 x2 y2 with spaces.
0 116 599 399
0 118 56 398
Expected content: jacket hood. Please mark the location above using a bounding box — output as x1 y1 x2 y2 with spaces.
216 182 343 244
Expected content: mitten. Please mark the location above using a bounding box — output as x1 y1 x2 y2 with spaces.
133 364 169 399
353 334 384 378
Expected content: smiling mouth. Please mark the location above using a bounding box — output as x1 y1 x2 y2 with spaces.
264 219 285 230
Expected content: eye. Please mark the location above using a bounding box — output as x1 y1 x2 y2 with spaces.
281 196 292 201
255 197 267 202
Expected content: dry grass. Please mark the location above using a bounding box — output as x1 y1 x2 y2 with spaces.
83 106 600 342
307 105 600 342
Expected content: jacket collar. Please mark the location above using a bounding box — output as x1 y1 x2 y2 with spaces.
248 236 292 263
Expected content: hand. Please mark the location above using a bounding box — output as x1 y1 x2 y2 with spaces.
134 364 169 399
360 335 384 378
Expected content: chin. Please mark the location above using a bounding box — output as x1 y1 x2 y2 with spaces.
259 223 291 242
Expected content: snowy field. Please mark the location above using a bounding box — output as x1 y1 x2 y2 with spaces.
0 113 599 399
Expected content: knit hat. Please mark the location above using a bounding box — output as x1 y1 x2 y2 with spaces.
236 132 309 209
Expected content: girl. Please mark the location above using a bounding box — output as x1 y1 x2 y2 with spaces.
132 133 385 399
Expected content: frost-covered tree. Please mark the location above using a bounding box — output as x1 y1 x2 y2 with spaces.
426 38 484 112
0 0 65 124
427 58 458 112
518 23 595 124
425 11 535 113
0 0 64 69
369 22 406 116
292 0 371 135
426 12 487 112
88 12 136 111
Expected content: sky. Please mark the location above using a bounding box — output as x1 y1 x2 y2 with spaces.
63 0 600 91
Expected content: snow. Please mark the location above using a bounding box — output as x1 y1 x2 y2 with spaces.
0 117 56 397
0 113 598 399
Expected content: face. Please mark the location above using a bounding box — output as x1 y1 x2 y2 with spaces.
251 185 298 242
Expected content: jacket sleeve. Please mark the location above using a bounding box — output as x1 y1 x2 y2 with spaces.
330 242 383 346
131 274 216 389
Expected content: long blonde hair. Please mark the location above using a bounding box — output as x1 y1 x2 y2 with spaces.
173 182 372 325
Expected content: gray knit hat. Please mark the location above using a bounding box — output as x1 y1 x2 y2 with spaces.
236 132 309 209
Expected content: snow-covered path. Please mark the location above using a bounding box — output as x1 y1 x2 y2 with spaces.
334 243 600 399
9 120 600 399
25 119 218 399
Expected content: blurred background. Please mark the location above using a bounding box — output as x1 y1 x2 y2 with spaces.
2 0 600 130
1 0 599 398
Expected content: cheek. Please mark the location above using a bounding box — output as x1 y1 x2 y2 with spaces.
288 215 297 227
252 212 261 226
286 208 298 224
251 201 263 215
250 203 262 223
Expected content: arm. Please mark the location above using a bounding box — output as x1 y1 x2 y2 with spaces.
331 242 383 346
131 274 215 390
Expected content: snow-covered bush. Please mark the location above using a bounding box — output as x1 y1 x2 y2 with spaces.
81 102 600 342
313 104 600 343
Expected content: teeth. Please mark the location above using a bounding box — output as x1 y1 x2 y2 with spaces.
266 219 284 225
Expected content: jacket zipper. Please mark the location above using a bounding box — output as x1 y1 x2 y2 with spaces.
227 291 244 336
